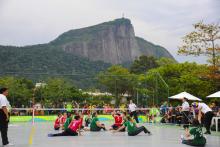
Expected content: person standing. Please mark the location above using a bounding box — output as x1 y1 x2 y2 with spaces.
181 97 190 130
192 102 214 134
0 88 13 146
128 100 139 123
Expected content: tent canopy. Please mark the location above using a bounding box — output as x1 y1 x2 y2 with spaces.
169 91 202 101
207 91 220 98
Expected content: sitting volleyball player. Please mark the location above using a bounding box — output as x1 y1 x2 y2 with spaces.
60 112 67 130
181 119 206 146
48 115 82 137
109 111 124 131
63 112 73 131
78 111 90 131
90 112 106 131
113 116 151 136
54 112 62 130
85 113 92 127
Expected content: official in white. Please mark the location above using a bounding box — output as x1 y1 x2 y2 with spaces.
192 102 214 134
0 88 12 146
181 97 190 129
128 100 139 123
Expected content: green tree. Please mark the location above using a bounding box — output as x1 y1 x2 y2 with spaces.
40 78 78 105
137 62 215 106
0 76 34 107
178 21 220 68
130 56 159 74
156 57 177 67
97 65 136 106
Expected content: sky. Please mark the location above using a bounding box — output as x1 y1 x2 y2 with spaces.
0 0 220 63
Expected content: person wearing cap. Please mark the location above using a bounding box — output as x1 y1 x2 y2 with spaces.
181 97 190 130
192 102 214 134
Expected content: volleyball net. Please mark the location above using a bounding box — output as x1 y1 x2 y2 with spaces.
9 107 189 126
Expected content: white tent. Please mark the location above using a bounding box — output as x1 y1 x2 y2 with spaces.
169 91 202 101
207 91 220 98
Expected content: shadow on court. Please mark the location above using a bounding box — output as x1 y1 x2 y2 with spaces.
7 122 220 147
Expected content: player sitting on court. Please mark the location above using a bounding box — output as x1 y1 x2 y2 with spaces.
181 119 206 146
113 116 151 136
60 112 67 130
63 112 73 131
90 112 106 131
109 111 123 131
85 113 92 127
78 111 86 130
54 112 62 130
48 115 82 137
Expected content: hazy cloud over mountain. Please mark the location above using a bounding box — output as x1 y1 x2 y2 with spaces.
0 0 219 63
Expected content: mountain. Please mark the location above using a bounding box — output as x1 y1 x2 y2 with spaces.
50 18 174 64
0 18 174 88
0 45 110 88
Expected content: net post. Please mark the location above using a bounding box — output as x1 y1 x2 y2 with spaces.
32 107 35 125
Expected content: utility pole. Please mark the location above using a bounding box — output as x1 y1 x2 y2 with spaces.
115 79 118 107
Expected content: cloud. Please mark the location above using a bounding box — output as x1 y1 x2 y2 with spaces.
0 0 219 63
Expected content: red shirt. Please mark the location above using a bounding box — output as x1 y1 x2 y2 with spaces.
114 115 123 126
54 118 60 128
60 116 67 125
68 120 81 132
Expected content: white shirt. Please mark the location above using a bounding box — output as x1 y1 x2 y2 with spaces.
129 103 136 112
0 94 10 109
182 101 189 111
198 103 212 114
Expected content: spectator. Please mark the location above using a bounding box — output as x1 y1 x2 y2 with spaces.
149 105 160 123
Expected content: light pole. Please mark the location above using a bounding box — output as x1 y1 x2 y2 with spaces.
136 82 141 105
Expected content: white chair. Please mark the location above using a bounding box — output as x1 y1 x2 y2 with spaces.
211 117 220 132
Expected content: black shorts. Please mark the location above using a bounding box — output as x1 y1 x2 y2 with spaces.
54 127 60 130
182 139 206 146
112 124 120 130
90 127 102 132
112 124 125 132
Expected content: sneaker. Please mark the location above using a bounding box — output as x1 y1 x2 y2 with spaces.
148 132 152 135
4 143 14 146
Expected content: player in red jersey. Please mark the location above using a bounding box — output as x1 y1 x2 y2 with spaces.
54 112 62 130
60 112 67 129
109 111 124 131
48 115 82 137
